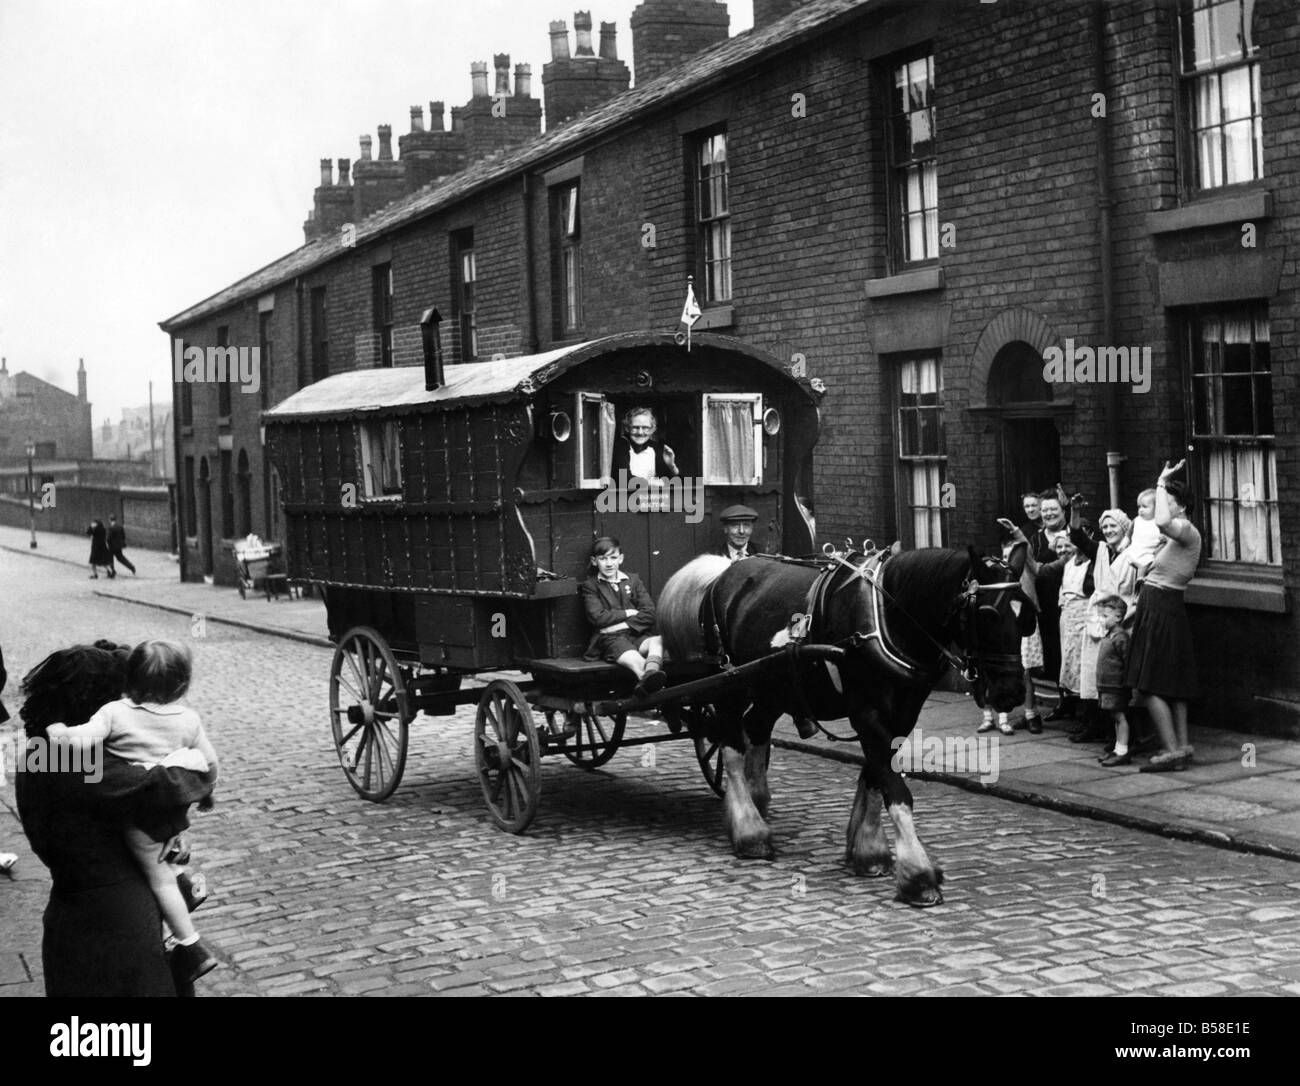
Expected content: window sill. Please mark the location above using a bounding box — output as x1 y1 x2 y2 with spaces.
865 267 945 299
694 306 733 331
360 495 404 505
1146 190 1271 235
1185 571 1287 613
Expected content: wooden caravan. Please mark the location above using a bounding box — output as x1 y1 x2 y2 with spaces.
265 331 822 670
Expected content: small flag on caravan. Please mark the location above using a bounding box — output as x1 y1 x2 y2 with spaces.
680 277 701 351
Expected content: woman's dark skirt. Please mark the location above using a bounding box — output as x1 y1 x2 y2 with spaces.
1124 583 1199 699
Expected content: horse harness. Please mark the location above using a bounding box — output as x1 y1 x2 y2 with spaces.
700 550 1027 730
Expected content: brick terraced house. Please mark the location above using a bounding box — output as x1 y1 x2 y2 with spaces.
160 0 1300 733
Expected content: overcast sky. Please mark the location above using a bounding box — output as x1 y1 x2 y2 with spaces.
0 0 754 426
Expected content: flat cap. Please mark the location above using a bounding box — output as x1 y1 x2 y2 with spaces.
719 505 758 522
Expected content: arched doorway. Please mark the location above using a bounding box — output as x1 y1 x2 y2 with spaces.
988 342 1061 514
197 456 214 578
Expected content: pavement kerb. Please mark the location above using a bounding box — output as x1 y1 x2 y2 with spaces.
89 589 334 649
772 735 1300 866
0 543 90 570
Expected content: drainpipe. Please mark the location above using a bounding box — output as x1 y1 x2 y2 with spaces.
521 173 538 353
171 335 187 582
1093 0 1121 509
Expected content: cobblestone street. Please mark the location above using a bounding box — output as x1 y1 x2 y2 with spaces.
3 548 1300 998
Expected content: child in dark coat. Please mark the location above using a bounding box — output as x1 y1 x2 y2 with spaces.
580 537 666 699
1093 594 1133 767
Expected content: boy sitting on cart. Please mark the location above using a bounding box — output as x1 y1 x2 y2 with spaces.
581 537 667 703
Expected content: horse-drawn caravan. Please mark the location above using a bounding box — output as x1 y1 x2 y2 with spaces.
265 330 1028 906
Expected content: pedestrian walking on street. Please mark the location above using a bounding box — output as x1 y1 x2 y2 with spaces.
106 515 136 575
86 519 114 579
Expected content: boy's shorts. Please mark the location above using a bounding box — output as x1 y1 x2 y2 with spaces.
1098 687 1130 713
592 630 650 662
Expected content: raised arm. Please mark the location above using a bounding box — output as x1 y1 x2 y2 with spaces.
1155 460 1196 542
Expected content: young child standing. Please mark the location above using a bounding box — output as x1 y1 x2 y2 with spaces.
581 537 666 700
1093 595 1133 766
46 639 220 982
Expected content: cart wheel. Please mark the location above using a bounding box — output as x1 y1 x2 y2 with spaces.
551 710 626 770
475 679 541 833
330 626 411 803
693 729 726 798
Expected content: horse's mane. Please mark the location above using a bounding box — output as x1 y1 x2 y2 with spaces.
19 641 129 738
879 548 973 636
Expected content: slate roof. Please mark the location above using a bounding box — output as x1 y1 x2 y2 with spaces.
160 0 874 331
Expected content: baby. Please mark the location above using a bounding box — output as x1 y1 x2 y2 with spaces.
1129 488 1166 581
47 639 220 983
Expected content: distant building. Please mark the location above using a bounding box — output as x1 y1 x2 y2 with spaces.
95 404 175 480
0 356 93 465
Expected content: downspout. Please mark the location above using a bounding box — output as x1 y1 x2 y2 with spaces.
521 174 539 353
1093 0 1122 508
170 333 187 582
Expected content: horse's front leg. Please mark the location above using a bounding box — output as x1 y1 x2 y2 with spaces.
854 708 943 906
718 708 774 859
844 771 892 877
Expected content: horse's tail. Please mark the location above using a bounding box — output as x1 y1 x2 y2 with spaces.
658 555 731 660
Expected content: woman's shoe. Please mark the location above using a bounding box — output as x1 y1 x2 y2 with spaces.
171 939 219 983
1099 752 1131 767
977 710 995 733
1025 714 1043 735
1139 750 1189 773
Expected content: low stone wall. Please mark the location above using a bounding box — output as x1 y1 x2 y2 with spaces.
0 484 175 551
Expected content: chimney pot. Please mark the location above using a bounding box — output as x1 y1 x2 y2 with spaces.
410 105 425 132
549 20 570 61
514 63 532 98
470 61 490 98
359 134 373 161
338 157 351 185
494 53 511 97
378 125 393 160
429 100 446 131
319 158 333 186
574 11 594 56
599 21 618 60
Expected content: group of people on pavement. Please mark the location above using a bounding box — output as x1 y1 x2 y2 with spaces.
986 460 1201 773
86 514 136 579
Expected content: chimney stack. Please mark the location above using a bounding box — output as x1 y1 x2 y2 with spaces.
549 20 571 61
338 157 351 185
460 48 541 159
377 124 394 160
630 0 729 85
470 61 490 98
574 11 595 56
494 54 511 96
599 21 618 60
319 158 333 186
305 156 353 240
359 134 373 161
410 105 425 132
515 63 532 98
429 101 446 131
752 0 803 29
77 357 87 402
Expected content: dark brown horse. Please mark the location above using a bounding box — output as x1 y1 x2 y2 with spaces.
658 545 1030 906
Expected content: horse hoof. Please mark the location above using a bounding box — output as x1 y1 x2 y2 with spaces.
733 836 775 861
898 887 945 908
895 867 944 906
847 854 894 878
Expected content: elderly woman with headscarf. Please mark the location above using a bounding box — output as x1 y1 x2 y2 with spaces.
1077 508 1139 746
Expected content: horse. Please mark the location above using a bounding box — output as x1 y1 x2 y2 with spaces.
658 544 1031 906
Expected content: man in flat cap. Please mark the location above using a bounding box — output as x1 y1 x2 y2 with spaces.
715 505 760 561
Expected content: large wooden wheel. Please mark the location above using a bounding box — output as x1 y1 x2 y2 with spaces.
688 706 727 798
475 679 541 833
330 626 411 802
549 710 626 769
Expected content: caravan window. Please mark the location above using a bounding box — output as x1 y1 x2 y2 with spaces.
702 394 762 485
577 392 616 488
359 420 403 499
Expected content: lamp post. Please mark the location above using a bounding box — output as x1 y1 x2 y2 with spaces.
25 439 37 549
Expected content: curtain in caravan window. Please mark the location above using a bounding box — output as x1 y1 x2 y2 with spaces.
598 400 615 481
705 399 755 483
580 396 617 484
